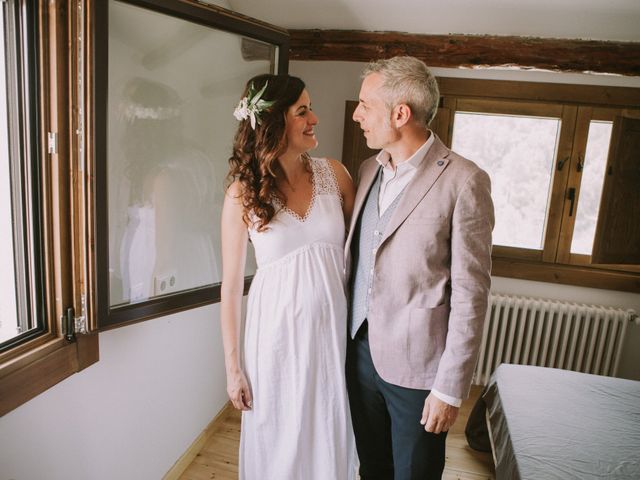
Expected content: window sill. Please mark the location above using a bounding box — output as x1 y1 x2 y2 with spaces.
0 333 99 417
492 256 640 293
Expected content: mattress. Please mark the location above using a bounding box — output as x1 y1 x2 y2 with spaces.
478 364 640 480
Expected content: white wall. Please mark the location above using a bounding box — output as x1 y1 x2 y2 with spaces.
290 60 640 381
0 304 228 480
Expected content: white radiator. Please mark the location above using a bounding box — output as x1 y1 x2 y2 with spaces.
473 293 638 386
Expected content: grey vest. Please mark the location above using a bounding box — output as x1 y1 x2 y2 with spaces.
350 169 405 338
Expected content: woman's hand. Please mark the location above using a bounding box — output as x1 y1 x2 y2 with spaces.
226 369 253 411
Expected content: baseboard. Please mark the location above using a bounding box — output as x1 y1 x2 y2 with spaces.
163 401 234 480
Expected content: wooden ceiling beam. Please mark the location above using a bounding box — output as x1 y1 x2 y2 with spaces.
289 30 640 77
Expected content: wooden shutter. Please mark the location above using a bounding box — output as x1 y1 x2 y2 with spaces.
591 116 640 264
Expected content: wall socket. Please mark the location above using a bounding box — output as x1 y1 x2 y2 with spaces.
154 270 177 296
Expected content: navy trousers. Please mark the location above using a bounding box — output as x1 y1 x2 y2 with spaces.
346 321 447 480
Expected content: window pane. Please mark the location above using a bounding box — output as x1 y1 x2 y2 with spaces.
0 8 19 343
108 1 272 306
451 112 560 249
571 121 612 255
1 2 43 347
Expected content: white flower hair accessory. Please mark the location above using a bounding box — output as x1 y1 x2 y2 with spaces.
233 81 275 130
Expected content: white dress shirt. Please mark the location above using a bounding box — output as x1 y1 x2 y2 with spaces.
376 134 435 216
375 133 462 408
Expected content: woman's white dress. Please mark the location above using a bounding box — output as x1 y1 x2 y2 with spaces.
239 157 356 479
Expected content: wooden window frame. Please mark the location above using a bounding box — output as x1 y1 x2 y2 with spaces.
591 115 640 266
437 78 640 293
558 108 640 271
0 1 98 418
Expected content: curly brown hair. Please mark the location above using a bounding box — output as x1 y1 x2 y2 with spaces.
227 74 311 231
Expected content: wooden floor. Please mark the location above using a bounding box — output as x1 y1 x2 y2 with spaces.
179 386 494 480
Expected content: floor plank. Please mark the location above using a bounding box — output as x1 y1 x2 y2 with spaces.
179 385 494 479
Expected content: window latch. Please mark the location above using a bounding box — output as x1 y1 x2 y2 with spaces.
567 187 576 216
557 156 569 171
63 307 87 342
64 307 76 342
47 132 57 155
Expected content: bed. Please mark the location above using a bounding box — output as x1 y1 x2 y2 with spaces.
466 364 640 479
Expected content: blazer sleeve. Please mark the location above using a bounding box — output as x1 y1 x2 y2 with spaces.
432 168 494 399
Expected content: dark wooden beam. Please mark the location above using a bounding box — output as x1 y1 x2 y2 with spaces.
289 30 640 77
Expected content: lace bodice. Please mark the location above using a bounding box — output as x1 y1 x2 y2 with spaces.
248 157 345 268
272 157 342 222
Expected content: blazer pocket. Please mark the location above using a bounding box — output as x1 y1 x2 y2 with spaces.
407 304 449 371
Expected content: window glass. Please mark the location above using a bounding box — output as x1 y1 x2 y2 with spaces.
0 8 19 344
571 121 612 255
108 1 274 306
1 1 42 347
452 112 561 250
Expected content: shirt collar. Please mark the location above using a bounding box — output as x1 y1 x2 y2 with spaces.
375 131 435 171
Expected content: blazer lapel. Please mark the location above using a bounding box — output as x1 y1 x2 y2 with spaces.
380 137 451 245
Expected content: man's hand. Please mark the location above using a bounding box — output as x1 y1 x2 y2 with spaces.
420 393 459 434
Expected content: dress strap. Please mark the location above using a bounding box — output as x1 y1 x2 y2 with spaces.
312 157 343 204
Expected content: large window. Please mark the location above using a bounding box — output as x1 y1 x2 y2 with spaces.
437 81 640 291
95 0 288 328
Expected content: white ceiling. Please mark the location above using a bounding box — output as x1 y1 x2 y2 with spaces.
225 0 640 42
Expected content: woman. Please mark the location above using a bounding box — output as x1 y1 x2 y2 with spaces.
220 74 356 479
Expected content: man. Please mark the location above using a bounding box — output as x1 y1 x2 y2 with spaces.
345 56 494 479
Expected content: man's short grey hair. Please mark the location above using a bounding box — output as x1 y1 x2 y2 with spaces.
362 56 440 126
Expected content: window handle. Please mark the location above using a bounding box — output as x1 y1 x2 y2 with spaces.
576 154 584 172
567 187 576 216
65 307 76 342
557 156 569 171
